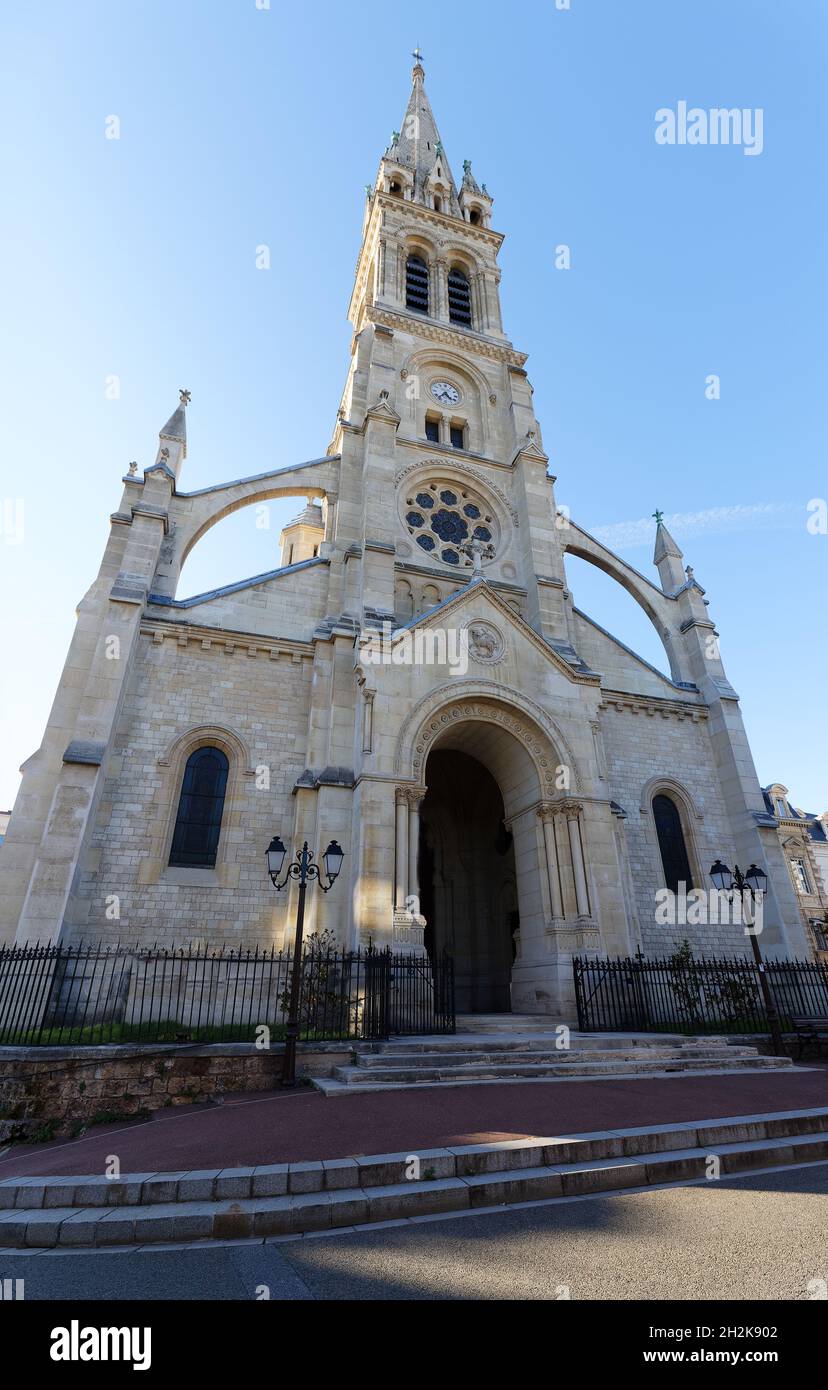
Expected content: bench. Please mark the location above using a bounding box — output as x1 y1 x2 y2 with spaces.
791 1015 828 1060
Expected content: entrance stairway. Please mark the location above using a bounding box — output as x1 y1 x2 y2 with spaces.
314 1018 793 1094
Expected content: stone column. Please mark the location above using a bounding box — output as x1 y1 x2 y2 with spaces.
361 688 375 754
537 804 564 921
394 790 408 911
472 273 486 331
407 792 422 911
563 801 591 919
434 258 448 321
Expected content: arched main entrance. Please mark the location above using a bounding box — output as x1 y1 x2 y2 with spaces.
393 690 594 1018
420 749 518 1012
406 700 555 1014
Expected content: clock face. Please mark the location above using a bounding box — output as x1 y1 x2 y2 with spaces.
430 380 461 405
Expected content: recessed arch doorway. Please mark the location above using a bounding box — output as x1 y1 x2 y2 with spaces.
415 708 547 1013
420 749 518 1012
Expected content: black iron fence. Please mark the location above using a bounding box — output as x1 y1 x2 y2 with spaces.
574 954 828 1035
0 942 455 1046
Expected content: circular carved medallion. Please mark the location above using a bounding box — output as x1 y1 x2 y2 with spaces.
464 621 505 665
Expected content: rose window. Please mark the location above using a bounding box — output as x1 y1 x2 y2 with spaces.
400 478 498 567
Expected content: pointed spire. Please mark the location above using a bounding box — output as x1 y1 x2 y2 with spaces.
652 510 685 592
148 388 190 485
383 54 461 213
653 511 682 564
159 388 190 457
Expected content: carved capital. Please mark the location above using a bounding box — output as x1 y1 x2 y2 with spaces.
396 785 426 810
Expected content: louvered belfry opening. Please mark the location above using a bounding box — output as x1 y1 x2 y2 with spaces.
406 254 430 314
448 267 472 326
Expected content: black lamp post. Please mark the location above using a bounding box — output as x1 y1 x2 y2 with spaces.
266 837 344 1085
709 859 785 1056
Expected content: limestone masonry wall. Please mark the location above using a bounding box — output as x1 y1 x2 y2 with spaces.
600 703 744 955
72 631 314 948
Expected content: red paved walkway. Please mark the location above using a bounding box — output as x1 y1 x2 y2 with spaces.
2 1068 827 1180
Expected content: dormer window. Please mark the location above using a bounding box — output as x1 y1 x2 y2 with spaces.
448 267 472 326
389 180 402 197
434 196 442 213
406 254 429 314
469 208 481 225
775 797 788 819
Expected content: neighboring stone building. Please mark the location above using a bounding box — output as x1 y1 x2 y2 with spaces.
762 784 828 958
0 60 810 1015
0 812 9 847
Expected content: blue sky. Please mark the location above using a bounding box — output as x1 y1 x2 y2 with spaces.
0 0 825 813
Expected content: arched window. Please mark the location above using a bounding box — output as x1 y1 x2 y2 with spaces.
653 794 693 892
406 254 429 314
448 267 472 326
169 747 229 868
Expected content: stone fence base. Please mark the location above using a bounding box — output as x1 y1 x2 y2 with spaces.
0 1042 352 1141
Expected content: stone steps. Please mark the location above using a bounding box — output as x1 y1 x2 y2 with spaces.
326 1058 790 1090
456 1014 567 1032
357 1033 737 1055
320 1032 792 1092
1 1107 826 1249
352 1046 760 1070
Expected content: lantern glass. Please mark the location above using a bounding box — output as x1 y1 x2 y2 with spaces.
709 859 733 894
323 840 344 882
266 835 287 881
744 863 768 896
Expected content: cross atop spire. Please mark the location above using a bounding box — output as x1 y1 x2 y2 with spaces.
412 46 424 66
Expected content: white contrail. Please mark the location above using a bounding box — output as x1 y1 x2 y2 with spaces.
590 502 800 552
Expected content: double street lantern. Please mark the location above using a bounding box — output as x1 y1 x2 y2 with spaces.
266 837 344 1085
708 859 783 1056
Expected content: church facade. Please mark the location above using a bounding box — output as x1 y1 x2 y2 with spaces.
0 61 809 1017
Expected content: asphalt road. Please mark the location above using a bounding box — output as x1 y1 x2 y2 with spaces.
3 1163 827 1301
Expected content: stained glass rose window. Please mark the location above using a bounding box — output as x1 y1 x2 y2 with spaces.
401 479 498 568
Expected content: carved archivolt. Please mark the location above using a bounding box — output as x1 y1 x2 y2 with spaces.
394 459 518 525
395 681 581 792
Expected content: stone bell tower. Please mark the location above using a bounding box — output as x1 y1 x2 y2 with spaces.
325 52 569 647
